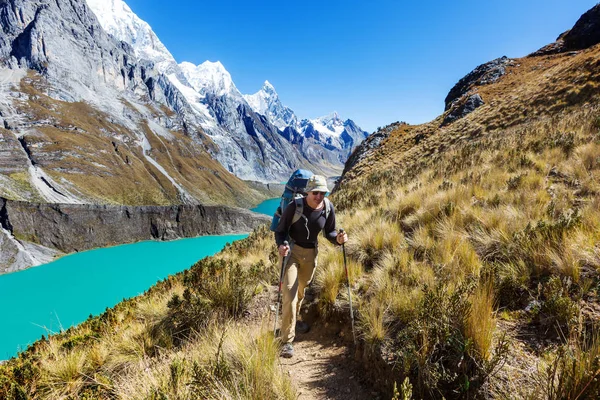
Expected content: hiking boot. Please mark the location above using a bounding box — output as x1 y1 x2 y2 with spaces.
281 343 294 358
295 320 310 334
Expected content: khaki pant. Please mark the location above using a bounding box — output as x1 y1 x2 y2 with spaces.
280 244 318 343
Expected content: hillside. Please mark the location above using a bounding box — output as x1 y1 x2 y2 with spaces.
2 4 600 400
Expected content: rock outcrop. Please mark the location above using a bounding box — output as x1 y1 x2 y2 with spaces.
563 4 600 50
441 56 513 126
444 56 512 111
529 4 600 56
338 122 407 179
441 93 485 127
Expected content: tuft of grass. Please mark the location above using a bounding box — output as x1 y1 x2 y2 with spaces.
314 251 345 316
358 298 388 347
233 327 297 400
38 342 91 399
433 219 482 283
465 280 496 361
348 217 405 268
314 243 364 317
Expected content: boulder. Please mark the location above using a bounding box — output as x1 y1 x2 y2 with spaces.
441 94 485 127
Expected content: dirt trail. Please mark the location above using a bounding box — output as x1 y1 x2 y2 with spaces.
247 286 380 399
278 319 381 400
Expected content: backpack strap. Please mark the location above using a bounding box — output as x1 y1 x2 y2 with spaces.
290 196 332 234
323 197 331 221
291 196 304 225
322 197 332 236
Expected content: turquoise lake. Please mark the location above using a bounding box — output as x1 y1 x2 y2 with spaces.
0 198 278 360
250 197 279 215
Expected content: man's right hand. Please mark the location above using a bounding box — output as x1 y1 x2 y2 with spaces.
278 244 290 257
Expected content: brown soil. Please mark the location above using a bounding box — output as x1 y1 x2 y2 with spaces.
253 286 381 400
279 319 381 400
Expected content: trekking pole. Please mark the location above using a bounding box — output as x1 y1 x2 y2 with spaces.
340 229 356 345
274 240 291 336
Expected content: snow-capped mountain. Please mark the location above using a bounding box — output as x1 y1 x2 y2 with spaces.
180 61 242 99
303 112 347 138
85 0 178 75
84 0 369 180
244 81 299 130
0 0 368 190
244 84 368 157
300 113 369 154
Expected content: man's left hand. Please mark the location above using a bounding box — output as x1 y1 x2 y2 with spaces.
336 230 348 245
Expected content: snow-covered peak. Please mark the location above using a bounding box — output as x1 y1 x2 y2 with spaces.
315 112 342 125
180 61 241 99
307 112 345 137
85 0 176 74
244 81 277 115
243 81 298 130
262 80 276 94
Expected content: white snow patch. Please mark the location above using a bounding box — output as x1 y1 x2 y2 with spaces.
147 119 174 140
308 112 346 137
311 120 345 137
28 166 85 204
0 67 26 86
179 61 242 99
137 134 196 204
167 73 218 130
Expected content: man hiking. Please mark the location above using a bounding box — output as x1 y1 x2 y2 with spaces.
274 174 348 358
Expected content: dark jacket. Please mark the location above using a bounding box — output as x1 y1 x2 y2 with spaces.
274 197 338 248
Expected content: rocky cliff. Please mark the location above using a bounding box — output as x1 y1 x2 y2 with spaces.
0 197 270 274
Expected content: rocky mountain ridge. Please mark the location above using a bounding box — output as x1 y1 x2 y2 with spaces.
84 0 369 182
0 0 369 211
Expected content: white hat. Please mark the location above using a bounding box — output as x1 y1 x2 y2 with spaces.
306 175 329 193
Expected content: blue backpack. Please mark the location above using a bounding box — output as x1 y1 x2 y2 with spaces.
270 169 331 232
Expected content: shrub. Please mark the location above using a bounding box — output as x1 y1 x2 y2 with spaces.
540 276 579 331
166 258 263 343
542 332 600 399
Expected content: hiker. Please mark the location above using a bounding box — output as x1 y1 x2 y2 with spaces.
274 174 348 358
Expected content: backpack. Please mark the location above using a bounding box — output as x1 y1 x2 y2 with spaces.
270 169 332 233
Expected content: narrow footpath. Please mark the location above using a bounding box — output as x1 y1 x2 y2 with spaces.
279 321 381 400
247 286 381 399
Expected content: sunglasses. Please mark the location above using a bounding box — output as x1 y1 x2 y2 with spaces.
310 191 326 196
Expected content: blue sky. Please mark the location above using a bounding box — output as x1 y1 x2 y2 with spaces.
124 0 598 133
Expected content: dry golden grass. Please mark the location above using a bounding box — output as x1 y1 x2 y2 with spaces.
38 343 91 399
358 297 388 346
109 321 295 400
327 49 600 396
465 280 496 361
314 251 346 315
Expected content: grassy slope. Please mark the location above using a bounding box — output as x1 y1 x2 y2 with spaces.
328 45 600 398
2 36 600 400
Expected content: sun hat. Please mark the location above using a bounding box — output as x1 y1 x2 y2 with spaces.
306 175 329 193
